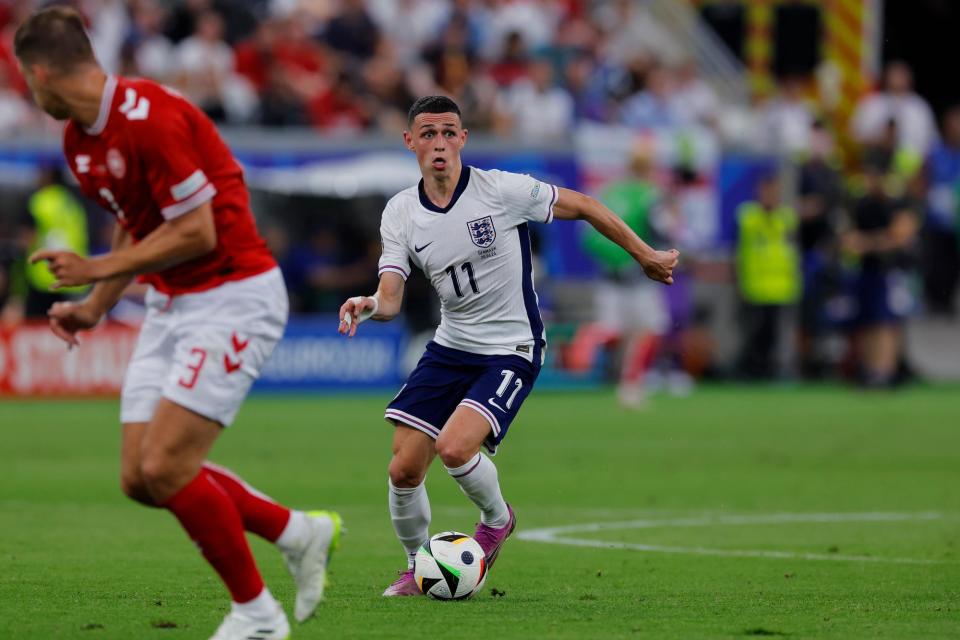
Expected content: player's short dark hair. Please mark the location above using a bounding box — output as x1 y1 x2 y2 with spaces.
14 6 96 72
407 96 462 126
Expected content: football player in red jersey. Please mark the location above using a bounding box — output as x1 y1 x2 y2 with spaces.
14 8 341 639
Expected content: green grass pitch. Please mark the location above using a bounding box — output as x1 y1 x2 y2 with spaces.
2 386 958 638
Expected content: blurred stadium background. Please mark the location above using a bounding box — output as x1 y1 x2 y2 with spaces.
1 0 959 395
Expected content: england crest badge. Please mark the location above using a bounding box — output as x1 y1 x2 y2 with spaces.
467 216 496 248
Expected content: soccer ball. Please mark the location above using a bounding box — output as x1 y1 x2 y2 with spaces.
414 531 488 600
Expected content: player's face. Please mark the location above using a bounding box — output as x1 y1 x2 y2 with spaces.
404 113 467 179
19 63 71 120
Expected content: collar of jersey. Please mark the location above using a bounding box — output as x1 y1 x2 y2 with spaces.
85 74 118 136
418 166 471 214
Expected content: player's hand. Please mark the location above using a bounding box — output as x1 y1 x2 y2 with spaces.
28 250 101 289
338 296 375 338
641 249 680 285
46 300 103 349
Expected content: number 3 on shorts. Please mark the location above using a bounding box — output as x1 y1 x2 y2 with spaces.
178 348 207 389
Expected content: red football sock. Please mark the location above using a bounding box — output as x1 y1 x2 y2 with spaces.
622 333 660 384
163 471 264 603
203 462 291 542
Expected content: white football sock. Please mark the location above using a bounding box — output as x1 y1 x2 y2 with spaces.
388 480 431 568
232 586 280 619
445 452 510 527
275 510 310 554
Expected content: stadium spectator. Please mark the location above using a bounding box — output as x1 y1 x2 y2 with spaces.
493 56 573 142
173 9 258 123
164 0 258 46
235 13 329 126
486 0 561 60
307 69 369 133
0 63 33 136
672 59 720 129
83 0 129 74
324 0 381 63
427 48 497 131
852 61 938 156
362 52 417 133
367 0 452 67
760 74 817 158
796 123 844 377
648 167 711 394
561 50 609 123
922 106 960 315
443 0 493 56
735 174 801 379
621 64 683 130
549 4 600 58
489 30 530 87
421 8 477 64
6 166 90 320
414 9 498 130
124 0 175 82
844 155 921 387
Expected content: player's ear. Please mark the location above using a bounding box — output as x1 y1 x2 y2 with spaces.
402 130 415 152
18 61 41 85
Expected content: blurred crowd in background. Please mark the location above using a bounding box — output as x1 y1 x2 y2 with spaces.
0 0 958 396
0 0 719 136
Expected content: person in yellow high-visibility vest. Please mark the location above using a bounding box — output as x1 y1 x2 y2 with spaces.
16 166 90 317
735 173 801 379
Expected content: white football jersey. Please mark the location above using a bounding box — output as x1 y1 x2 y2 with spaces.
378 166 557 362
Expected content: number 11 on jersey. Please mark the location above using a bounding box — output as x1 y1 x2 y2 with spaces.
445 261 480 297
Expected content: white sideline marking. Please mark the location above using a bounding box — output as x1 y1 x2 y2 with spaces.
517 512 953 565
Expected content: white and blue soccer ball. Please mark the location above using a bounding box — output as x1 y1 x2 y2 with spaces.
414 531 487 600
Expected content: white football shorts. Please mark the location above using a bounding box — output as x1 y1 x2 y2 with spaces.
120 267 288 426
594 279 669 335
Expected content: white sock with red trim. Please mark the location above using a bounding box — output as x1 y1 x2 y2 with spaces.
445 453 510 527
388 480 431 569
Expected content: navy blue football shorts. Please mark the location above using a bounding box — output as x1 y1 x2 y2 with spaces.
385 341 541 453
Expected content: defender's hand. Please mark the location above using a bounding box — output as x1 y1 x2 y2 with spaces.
338 296 376 338
642 249 680 285
29 250 101 289
46 300 103 349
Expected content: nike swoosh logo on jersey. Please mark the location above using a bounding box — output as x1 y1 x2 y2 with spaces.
488 398 508 413
414 242 434 253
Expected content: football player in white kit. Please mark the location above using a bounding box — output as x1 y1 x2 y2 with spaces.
339 96 679 596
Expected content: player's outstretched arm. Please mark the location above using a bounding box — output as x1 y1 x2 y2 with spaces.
30 202 217 288
338 271 405 338
552 187 680 285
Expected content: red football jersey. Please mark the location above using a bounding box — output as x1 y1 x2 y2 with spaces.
63 75 276 295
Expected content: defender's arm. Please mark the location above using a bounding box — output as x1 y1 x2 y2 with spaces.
30 202 217 289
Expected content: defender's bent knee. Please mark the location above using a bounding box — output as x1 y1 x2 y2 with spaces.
139 454 193 502
388 457 426 488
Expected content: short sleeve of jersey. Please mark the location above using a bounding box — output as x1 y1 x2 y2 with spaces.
496 170 557 226
136 106 217 220
378 203 411 281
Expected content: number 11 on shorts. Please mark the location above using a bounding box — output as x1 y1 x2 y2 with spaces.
489 369 522 412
